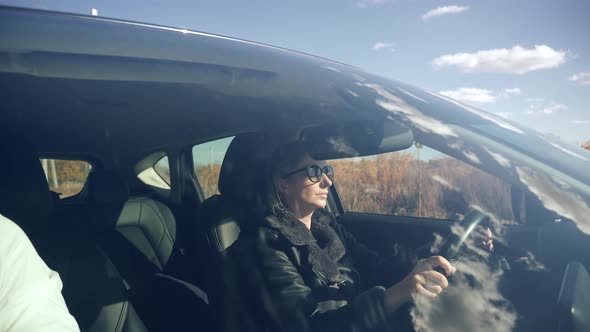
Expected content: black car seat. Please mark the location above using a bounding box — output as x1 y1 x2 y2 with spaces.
194 133 281 330
0 136 148 332
195 134 274 282
81 171 180 283
77 170 213 331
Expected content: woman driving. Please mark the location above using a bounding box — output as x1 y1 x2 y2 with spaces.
227 141 457 332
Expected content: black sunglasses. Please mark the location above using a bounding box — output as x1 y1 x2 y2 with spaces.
282 164 334 183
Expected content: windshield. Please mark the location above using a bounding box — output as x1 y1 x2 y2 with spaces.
336 73 590 229
327 73 590 332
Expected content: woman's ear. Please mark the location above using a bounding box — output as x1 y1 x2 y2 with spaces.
275 177 289 195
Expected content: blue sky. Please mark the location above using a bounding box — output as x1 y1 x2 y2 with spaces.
3 0 588 145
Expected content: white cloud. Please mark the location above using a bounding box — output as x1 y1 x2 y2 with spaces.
568 71 590 85
432 45 567 74
439 88 522 104
357 0 388 8
572 119 590 124
431 174 456 190
526 101 568 115
352 73 367 82
322 66 340 72
422 5 469 20
516 166 590 234
372 42 395 52
363 83 459 137
549 142 590 161
429 90 524 134
504 88 521 94
439 88 496 104
463 150 481 164
497 88 522 99
398 87 429 103
346 89 360 98
496 112 513 119
514 252 546 272
412 223 517 332
484 147 511 167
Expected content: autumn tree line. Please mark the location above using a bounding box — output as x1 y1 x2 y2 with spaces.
43 139 590 209
195 151 512 221
42 159 91 198
329 152 512 220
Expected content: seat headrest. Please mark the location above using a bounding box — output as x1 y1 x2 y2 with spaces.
87 171 130 203
218 134 278 201
0 135 53 239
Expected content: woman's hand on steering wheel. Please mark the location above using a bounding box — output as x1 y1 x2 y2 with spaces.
482 227 494 252
383 256 456 313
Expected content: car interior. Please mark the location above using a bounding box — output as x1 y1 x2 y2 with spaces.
2 119 589 332
2 7 590 332
1 68 589 332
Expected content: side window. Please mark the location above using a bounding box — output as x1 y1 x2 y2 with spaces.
137 155 171 190
330 144 512 221
192 137 234 199
154 156 171 186
40 159 92 199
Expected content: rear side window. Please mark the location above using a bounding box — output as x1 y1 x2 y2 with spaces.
137 155 171 190
40 159 92 198
153 156 171 186
192 137 234 199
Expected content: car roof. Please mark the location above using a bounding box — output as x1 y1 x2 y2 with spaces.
0 6 369 161
1 6 589 186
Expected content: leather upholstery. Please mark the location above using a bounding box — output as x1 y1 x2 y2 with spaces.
200 133 279 258
84 170 177 274
199 195 242 254
0 135 147 332
128 273 212 331
218 133 274 201
195 133 283 330
82 170 213 331
116 198 177 271
87 170 130 204
195 133 279 289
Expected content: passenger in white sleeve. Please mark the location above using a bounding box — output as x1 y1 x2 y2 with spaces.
0 214 80 332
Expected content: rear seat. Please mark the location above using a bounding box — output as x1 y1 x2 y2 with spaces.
0 136 148 332
0 135 212 331
74 170 213 331
80 171 190 283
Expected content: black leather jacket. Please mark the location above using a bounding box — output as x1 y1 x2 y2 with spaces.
224 209 417 332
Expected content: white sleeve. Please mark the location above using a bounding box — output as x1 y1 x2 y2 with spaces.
0 214 80 332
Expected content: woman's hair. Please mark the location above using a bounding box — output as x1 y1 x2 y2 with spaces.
263 141 311 216
270 141 310 181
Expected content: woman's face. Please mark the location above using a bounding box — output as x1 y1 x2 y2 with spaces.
275 154 333 214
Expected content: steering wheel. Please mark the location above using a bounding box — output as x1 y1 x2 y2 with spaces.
437 209 490 260
435 209 511 286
